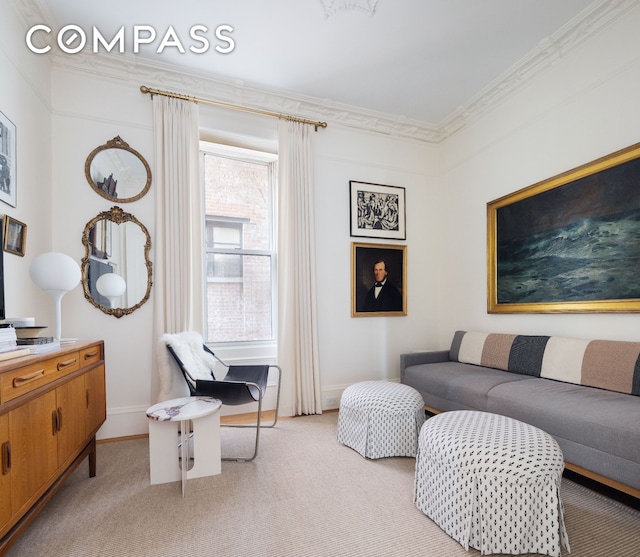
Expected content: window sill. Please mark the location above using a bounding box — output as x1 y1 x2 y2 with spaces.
206 341 277 365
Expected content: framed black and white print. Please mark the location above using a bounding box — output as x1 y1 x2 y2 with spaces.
350 181 406 240
0 111 17 208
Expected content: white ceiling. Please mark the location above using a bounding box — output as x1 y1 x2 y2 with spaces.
36 0 601 127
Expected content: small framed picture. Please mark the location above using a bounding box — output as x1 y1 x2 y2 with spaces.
350 180 406 240
352 242 407 317
0 110 17 208
4 216 26 256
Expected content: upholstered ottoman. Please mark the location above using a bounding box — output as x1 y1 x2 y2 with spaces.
337 381 425 459
414 410 570 557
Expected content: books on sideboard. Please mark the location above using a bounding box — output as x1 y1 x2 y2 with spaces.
0 323 65 357
25 340 62 355
0 324 20 359
0 347 31 361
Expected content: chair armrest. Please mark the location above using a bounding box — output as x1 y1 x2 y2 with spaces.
400 350 450 380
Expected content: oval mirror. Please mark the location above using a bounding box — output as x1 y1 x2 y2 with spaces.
85 136 151 202
81 206 153 318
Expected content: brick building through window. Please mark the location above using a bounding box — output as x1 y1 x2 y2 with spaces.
201 143 277 344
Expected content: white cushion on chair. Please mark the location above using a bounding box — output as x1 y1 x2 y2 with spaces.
157 332 218 402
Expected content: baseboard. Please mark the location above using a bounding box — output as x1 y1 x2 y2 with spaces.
321 379 400 411
98 382 368 441
98 380 284 440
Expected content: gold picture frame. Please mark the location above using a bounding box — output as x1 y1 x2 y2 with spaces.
352 242 407 317
487 141 640 313
3 215 26 256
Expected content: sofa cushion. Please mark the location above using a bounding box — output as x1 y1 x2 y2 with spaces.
455 331 549 376
402 361 530 412
486 378 640 468
539 336 590 385
452 330 640 396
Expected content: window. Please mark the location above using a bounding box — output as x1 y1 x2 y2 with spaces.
201 142 277 345
205 217 246 280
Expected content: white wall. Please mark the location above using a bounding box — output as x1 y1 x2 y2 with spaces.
4 2 640 439
42 62 438 436
50 67 156 439
314 126 439 403
436 5 640 345
0 4 53 322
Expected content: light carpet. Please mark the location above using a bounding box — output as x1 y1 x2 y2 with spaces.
6 412 640 557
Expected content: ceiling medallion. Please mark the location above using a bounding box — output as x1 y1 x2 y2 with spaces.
319 0 379 17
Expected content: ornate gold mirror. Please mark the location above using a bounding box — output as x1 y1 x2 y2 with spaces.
81 206 152 318
85 136 151 202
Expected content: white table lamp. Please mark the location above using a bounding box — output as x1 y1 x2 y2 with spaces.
96 272 126 307
29 252 81 340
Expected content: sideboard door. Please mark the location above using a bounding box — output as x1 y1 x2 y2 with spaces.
55 374 88 469
85 364 106 436
0 414 10 534
8 391 58 520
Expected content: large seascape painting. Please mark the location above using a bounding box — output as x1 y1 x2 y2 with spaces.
487 142 640 313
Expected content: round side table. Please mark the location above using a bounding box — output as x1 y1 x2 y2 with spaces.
146 396 222 497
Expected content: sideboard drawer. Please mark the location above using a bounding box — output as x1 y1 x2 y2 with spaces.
0 351 80 403
80 345 102 367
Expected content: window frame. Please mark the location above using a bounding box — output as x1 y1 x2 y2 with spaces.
199 140 278 353
205 216 247 283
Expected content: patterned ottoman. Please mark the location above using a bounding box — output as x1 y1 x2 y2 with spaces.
414 411 570 557
337 381 425 459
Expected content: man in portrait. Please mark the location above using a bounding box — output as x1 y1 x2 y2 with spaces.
362 259 403 312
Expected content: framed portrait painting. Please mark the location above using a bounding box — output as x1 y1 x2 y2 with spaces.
488 141 640 313
350 181 406 240
0 111 17 208
352 242 407 317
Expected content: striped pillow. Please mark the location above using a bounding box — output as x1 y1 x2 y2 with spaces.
451 330 640 396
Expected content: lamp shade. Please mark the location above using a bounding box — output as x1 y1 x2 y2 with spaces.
29 252 81 292
29 252 81 340
96 272 126 299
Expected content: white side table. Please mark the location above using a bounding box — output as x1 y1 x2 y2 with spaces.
146 396 222 496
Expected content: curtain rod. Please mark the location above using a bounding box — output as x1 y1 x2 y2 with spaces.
140 85 328 131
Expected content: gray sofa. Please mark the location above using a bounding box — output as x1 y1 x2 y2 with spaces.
400 330 640 497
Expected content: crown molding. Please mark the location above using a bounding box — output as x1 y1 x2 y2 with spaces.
438 0 638 138
46 50 443 143
14 0 637 144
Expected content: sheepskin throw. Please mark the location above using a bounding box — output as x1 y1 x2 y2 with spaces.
451 330 640 396
156 331 218 402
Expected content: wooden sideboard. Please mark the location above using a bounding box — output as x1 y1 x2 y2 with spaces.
0 340 106 555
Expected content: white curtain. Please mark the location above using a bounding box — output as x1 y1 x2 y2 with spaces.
151 95 203 378
277 120 322 415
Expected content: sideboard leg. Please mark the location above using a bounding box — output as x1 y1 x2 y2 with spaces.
88 437 97 477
